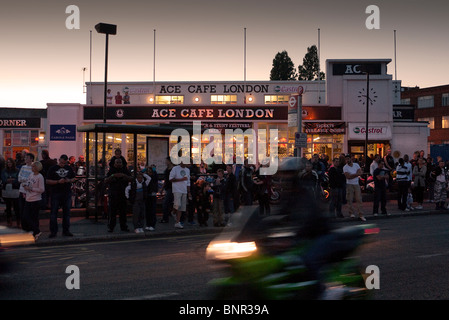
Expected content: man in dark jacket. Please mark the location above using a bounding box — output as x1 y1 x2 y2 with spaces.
105 158 133 232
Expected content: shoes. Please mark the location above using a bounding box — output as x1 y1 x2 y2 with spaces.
134 228 144 233
145 226 155 231
63 231 73 237
358 216 366 222
49 233 57 238
174 222 184 229
349 214 355 219
159 219 169 223
415 205 423 210
34 232 42 241
405 208 410 212
373 213 378 216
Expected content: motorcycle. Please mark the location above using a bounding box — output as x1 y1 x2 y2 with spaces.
206 206 379 300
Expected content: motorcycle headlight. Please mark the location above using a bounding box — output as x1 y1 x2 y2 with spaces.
206 241 257 260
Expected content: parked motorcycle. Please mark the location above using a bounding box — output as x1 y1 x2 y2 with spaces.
206 206 379 300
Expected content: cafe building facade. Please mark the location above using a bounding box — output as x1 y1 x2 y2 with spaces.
44 58 428 169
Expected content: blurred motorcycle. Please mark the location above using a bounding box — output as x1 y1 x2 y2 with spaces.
206 206 379 300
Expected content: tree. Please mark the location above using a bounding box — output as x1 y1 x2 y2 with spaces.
297 45 325 81
270 50 297 81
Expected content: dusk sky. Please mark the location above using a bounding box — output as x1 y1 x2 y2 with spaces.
1 0 448 108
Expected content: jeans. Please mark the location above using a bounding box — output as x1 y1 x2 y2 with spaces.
50 192 72 234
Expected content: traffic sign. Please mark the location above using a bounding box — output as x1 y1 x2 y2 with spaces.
288 96 297 109
295 132 307 148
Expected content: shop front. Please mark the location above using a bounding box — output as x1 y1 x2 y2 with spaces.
0 109 47 160
347 122 393 159
82 104 289 168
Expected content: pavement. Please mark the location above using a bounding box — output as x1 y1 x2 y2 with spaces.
0 193 448 247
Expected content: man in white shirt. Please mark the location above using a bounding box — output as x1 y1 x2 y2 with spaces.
343 154 366 221
169 161 191 229
403 154 413 185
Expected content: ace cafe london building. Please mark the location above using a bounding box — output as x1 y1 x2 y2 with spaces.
44 59 428 169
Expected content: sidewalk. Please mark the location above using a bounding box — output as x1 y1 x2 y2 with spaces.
0 196 447 247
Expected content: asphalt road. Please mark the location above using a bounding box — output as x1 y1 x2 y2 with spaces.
1 213 449 301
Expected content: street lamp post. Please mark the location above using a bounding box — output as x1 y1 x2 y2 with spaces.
95 23 117 216
365 70 370 173
95 23 117 123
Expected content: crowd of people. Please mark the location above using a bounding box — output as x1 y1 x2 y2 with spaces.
1 149 81 240
2 146 448 239
324 150 449 220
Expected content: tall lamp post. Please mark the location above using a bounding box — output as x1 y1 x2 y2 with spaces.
95 23 117 218
95 23 117 124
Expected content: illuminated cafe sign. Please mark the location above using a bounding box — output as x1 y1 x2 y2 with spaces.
304 122 345 134
84 106 288 121
0 118 40 128
333 63 381 75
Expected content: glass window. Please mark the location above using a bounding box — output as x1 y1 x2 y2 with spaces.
442 93 449 107
264 95 290 104
155 96 184 104
418 117 434 129
442 116 449 129
417 96 434 108
211 95 237 104
401 98 410 105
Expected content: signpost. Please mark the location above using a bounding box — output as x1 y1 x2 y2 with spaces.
290 86 304 157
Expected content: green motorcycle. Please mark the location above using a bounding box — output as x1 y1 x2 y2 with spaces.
206 207 379 300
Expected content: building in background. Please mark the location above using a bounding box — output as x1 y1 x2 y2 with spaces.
42 58 429 169
400 84 449 160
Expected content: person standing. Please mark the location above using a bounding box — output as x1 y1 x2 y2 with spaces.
169 161 191 229
106 89 113 104
343 154 366 221
239 159 254 206
433 160 448 210
46 154 76 238
395 158 410 211
22 162 45 240
115 91 123 104
125 172 147 233
412 158 427 210
383 149 395 192
40 149 57 210
160 157 174 223
212 168 226 226
104 158 133 232
144 166 159 231
372 160 389 216
18 153 34 225
1 158 20 227
328 157 345 218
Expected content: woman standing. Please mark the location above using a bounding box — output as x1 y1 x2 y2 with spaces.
1 158 20 227
22 162 45 240
412 158 427 209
